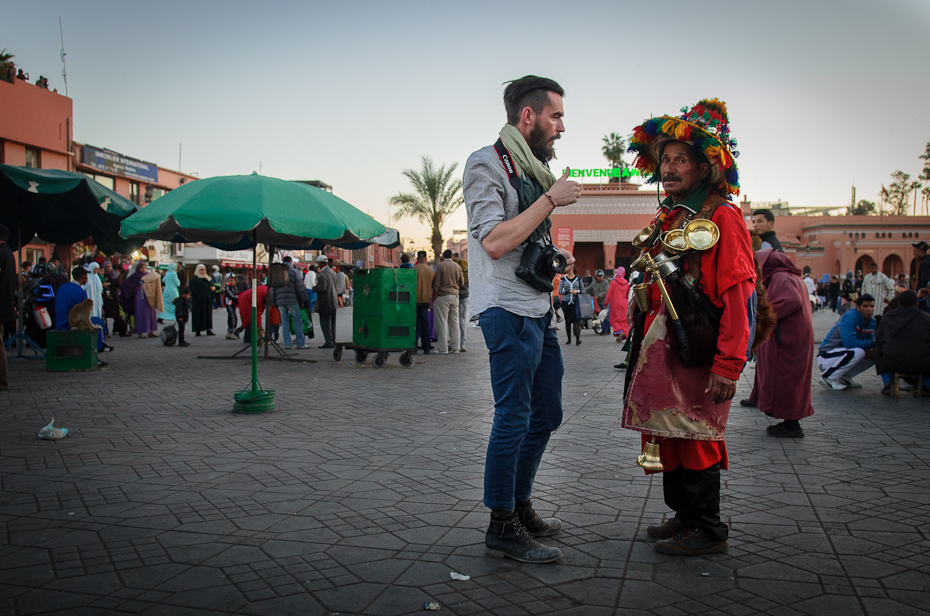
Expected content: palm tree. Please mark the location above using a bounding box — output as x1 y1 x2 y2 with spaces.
389 156 464 260
602 133 628 183
0 49 14 83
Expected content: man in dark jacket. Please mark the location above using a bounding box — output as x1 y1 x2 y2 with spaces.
914 241 930 292
270 256 307 350
312 255 338 349
0 224 16 390
875 290 930 396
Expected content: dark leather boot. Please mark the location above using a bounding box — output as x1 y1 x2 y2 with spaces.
654 524 729 556
646 516 687 539
485 516 562 563
515 501 562 537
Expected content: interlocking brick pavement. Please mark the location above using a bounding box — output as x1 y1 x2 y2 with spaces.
1 307 928 615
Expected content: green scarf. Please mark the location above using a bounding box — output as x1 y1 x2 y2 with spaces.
499 124 556 190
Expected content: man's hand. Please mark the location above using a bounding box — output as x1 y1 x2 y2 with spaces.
705 372 737 404
919 288 928 299
546 169 582 206
559 250 575 270
864 348 873 360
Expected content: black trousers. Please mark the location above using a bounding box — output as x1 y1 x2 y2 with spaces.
319 312 336 345
415 303 432 351
662 463 728 541
177 320 186 344
561 301 582 341
226 305 238 332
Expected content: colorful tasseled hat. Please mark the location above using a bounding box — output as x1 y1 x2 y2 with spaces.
628 98 740 196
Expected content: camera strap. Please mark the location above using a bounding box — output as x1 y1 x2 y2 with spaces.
493 139 521 193
493 139 552 246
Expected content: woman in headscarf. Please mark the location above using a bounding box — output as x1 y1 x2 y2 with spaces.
604 266 630 343
135 266 163 338
159 263 181 322
190 264 215 336
121 262 147 334
82 262 113 351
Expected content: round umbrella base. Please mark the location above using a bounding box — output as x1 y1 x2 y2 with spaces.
233 389 276 414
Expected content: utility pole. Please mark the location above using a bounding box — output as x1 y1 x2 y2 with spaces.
59 17 68 97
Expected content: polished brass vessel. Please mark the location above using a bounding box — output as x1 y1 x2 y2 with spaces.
636 436 665 471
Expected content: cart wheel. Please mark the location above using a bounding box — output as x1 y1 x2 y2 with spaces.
333 346 343 362
372 352 387 369
355 350 368 362
399 352 413 368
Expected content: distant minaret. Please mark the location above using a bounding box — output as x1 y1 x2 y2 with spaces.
851 184 855 208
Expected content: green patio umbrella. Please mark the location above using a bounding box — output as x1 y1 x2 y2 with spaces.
0 164 143 253
0 165 144 360
120 173 388 414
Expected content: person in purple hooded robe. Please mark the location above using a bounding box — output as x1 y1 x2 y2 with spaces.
747 248 814 437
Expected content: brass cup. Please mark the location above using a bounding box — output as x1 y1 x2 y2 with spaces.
636 437 665 471
632 225 660 249
630 252 650 274
633 283 651 312
682 219 720 251
660 229 690 255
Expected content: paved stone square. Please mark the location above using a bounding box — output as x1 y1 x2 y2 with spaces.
1 307 929 615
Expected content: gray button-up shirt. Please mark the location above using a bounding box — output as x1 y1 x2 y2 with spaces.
463 145 551 320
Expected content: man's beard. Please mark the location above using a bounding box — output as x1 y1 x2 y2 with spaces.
528 125 556 163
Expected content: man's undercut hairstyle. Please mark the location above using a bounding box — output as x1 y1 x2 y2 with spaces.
898 290 918 307
752 209 775 222
856 293 875 306
503 75 564 125
72 267 87 279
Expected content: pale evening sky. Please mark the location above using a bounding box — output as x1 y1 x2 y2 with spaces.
4 0 930 250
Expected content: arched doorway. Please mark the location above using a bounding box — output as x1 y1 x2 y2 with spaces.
854 255 874 274
883 254 904 278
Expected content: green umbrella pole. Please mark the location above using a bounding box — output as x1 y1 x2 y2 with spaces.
233 234 275 413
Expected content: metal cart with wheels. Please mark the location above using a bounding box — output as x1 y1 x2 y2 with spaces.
333 267 417 369
332 343 415 368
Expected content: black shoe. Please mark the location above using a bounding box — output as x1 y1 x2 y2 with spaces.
319 343 335 349
100 345 114 353
195 332 202 337
576 338 582 346
565 339 571 345
766 420 804 438
178 342 190 347
646 516 687 539
614 363 628 370
515 501 562 537
654 525 729 556
485 516 562 563
739 399 757 407
881 384 891 396
206 331 215 336
96 360 108 368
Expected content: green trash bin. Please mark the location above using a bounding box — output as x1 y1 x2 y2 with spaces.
352 268 416 349
46 329 98 372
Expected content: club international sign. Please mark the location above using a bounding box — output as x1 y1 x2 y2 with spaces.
82 145 159 184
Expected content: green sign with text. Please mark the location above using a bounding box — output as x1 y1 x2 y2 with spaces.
563 168 642 179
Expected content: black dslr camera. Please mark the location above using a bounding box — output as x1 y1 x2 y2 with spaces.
516 243 566 293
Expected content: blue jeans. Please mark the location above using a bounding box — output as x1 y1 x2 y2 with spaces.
481 307 564 511
279 303 305 348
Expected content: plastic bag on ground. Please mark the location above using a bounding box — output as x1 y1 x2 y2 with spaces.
38 419 68 440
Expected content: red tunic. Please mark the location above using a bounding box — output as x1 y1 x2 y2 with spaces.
635 200 755 472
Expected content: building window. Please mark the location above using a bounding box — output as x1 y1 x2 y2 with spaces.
129 182 139 204
24 147 39 168
82 172 114 190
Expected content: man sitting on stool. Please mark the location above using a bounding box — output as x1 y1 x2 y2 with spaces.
817 293 876 390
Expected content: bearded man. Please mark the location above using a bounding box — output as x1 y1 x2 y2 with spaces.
622 99 758 556
464 75 581 564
